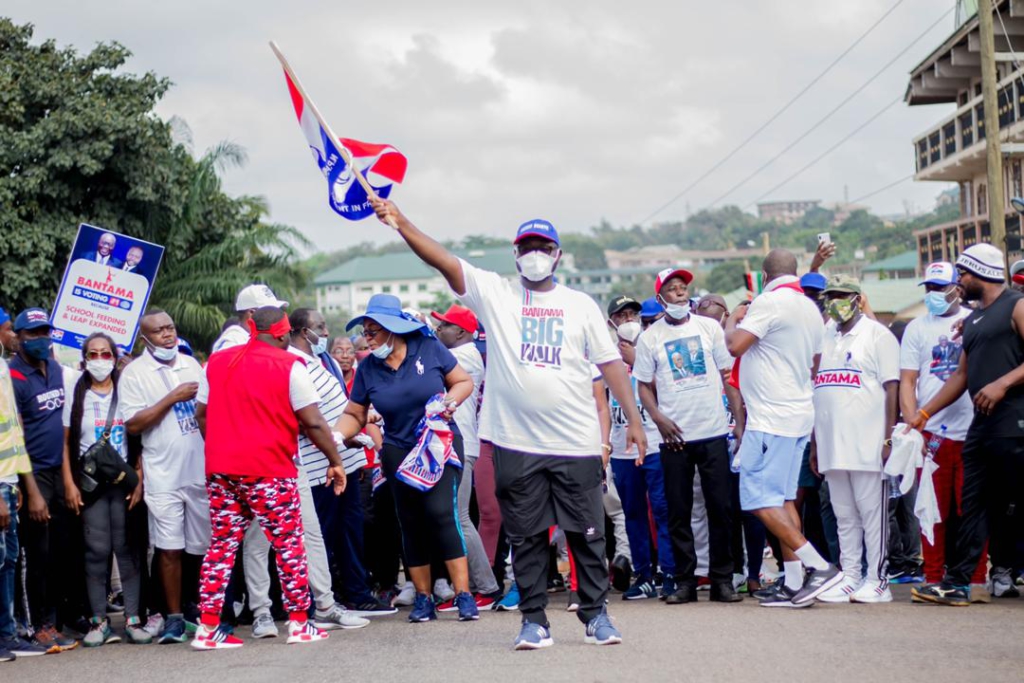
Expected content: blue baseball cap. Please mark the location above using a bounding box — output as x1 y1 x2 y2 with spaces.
346 294 427 335
0 307 9 327
640 297 664 318
799 272 828 291
514 219 560 246
177 337 194 357
13 308 51 332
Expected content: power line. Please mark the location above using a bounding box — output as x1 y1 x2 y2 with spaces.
634 0 909 225
704 3 956 210
745 97 902 208
849 173 914 204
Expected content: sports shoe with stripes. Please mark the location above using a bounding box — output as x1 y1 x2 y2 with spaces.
850 579 892 604
792 565 843 605
817 577 861 603
286 620 329 645
191 623 244 651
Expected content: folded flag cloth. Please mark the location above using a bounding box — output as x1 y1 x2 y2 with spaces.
884 424 924 495
915 458 942 545
396 393 461 492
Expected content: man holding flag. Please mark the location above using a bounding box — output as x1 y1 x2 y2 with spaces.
368 198 646 651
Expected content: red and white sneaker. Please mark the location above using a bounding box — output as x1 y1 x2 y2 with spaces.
191 623 244 651
436 598 458 613
286 620 329 645
473 593 498 610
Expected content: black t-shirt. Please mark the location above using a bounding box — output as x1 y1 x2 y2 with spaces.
349 335 461 449
963 289 1024 437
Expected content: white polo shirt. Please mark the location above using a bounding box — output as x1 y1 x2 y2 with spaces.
813 316 900 473
119 351 206 493
899 310 974 441
633 314 732 442
737 277 825 437
449 342 484 459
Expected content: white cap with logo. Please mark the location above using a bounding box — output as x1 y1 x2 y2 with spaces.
235 284 288 312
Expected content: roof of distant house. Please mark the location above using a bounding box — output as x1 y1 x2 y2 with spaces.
315 247 517 285
862 250 918 273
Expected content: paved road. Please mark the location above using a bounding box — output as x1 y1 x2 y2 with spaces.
11 586 1024 683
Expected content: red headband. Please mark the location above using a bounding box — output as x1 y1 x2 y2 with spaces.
247 316 292 339
1013 273 1024 286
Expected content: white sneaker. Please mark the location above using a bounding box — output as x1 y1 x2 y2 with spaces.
314 604 370 630
850 579 892 604
286 620 329 645
393 582 416 607
817 577 861 603
142 613 165 638
433 579 455 603
251 612 279 639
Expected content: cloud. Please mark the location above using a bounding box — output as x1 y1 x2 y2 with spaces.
5 0 958 253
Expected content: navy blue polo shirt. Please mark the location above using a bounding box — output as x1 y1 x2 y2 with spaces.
9 356 67 470
350 335 461 450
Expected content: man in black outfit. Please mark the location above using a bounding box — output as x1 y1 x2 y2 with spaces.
909 243 1024 606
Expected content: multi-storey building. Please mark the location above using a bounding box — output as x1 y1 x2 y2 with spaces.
907 0 1024 270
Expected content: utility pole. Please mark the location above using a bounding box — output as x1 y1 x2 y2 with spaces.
979 0 1007 254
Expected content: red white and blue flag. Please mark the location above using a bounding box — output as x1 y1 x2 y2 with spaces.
281 69 407 220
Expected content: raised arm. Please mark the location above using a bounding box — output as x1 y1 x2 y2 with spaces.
371 198 466 295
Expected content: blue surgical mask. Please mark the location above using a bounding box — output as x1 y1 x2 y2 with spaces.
924 291 955 316
22 337 52 361
371 333 393 359
306 330 328 356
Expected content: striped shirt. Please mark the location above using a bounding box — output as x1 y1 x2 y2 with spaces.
288 346 367 483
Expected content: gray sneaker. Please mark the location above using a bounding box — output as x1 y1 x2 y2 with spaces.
251 613 279 639
314 604 370 631
125 617 153 645
990 567 1021 598
83 619 121 647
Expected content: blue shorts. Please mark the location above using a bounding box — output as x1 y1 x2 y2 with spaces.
738 431 810 511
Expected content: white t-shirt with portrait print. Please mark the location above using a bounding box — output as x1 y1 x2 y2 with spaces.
455 259 620 457
62 388 128 461
632 314 733 442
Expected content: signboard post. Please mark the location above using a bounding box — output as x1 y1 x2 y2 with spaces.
50 224 164 353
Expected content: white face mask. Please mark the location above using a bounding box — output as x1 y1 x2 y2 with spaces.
86 359 114 382
615 321 642 343
371 333 394 359
146 338 178 362
306 330 328 356
658 295 689 321
516 250 558 282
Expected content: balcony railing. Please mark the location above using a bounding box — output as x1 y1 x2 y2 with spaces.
914 211 1024 271
914 67 1024 173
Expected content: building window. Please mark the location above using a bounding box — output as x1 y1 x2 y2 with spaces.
418 283 428 292
399 284 409 293
382 285 392 293
979 183 988 216
359 286 373 293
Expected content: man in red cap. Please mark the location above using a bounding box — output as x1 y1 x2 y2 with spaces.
431 305 503 608
193 306 348 649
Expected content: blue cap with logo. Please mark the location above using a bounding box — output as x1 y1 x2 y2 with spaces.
640 297 665 318
13 308 51 332
514 219 560 246
919 261 957 287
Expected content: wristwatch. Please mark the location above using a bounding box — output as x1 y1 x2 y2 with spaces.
882 439 893 448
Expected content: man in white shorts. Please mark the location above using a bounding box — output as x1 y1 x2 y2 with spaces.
121 309 210 643
724 249 842 608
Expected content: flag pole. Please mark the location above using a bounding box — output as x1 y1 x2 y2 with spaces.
269 41 399 230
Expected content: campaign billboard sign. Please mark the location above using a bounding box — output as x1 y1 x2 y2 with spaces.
50 224 164 352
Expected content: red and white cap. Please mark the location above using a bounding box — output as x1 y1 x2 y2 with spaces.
654 268 694 294
918 262 957 286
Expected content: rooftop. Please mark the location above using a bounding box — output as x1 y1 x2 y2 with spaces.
315 247 517 285
862 250 919 273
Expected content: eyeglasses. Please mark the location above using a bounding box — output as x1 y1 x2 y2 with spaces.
86 350 115 360
362 326 387 340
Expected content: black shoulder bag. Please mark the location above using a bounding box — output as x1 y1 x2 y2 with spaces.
79 389 139 497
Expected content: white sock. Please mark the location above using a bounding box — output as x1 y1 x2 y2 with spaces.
793 542 829 571
784 561 804 591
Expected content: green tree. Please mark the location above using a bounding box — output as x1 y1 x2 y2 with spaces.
0 20 308 350
705 260 747 294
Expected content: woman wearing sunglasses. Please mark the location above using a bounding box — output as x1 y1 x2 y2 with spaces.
62 333 149 646
336 294 476 623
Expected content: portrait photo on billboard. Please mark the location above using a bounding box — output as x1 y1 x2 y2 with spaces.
70 224 163 284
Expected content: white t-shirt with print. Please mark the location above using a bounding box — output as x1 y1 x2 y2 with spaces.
633 315 732 442
899 310 974 441
813 316 900 473
608 370 662 459
737 277 825 437
450 342 484 459
62 388 128 461
119 351 206 493
455 260 620 457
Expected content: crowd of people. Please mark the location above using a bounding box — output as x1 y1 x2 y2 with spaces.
1 198 1023 659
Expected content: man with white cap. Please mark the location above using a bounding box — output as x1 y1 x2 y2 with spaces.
211 284 289 353
909 244 1024 606
898 262 988 599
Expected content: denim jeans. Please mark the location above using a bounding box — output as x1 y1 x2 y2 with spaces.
0 482 18 639
610 453 676 580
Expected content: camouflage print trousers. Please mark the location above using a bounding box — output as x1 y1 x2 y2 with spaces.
198 474 309 617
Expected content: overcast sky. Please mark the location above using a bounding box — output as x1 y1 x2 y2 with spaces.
8 0 961 254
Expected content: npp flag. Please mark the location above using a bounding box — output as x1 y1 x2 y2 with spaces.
281 70 407 220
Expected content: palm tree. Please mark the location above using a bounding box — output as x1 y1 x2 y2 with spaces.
146 133 309 352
